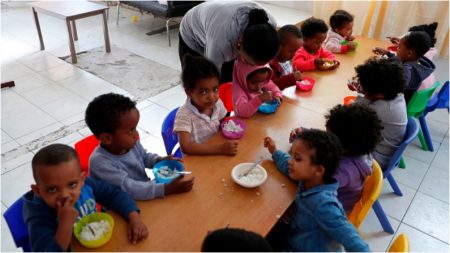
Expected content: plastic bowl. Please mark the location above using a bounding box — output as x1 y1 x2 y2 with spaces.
296 76 316 91
343 95 356 105
318 59 336 70
387 45 398 52
74 212 114 248
231 163 268 188
258 100 280 114
221 118 246 139
340 40 359 48
153 160 184 184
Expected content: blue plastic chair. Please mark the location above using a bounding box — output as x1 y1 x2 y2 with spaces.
372 117 420 234
161 107 182 158
3 198 31 252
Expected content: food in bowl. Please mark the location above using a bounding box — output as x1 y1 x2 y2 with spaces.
74 212 114 248
318 59 336 70
223 119 243 133
258 100 279 114
153 160 184 184
79 220 111 241
231 163 268 188
221 118 246 139
156 166 178 178
296 76 315 91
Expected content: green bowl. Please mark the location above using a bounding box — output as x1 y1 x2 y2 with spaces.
74 212 114 248
341 40 358 48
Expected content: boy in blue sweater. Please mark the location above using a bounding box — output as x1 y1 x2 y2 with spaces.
23 144 148 251
264 129 370 252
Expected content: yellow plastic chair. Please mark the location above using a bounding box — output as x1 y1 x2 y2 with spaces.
388 234 409 252
347 160 383 229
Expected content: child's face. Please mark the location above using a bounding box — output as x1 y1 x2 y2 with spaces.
334 21 353 38
303 32 327 54
277 36 303 62
247 72 270 93
396 37 415 61
186 77 220 113
31 158 86 209
287 139 322 181
105 108 140 154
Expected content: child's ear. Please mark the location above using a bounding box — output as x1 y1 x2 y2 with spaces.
314 165 325 178
80 171 87 183
99 133 113 145
31 184 41 197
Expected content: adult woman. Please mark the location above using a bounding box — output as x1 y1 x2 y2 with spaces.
179 1 279 82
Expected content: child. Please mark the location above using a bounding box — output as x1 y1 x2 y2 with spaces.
23 144 148 251
174 55 239 155
263 129 370 252
325 104 383 213
292 17 339 71
323 10 357 54
349 58 407 170
373 31 435 103
269 25 304 90
201 228 272 252
86 93 194 201
232 56 283 118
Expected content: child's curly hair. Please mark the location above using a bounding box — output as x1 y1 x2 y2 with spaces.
300 17 328 39
355 58 406 100
325 104 383 156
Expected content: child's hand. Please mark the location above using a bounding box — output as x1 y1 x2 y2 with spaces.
387 36 400 44
347 41 356 51
127 211 148 244
259 90 273 103
289 128 303 143
275 97 282 104
347 77 361 92
164 175 195 195
56 197 78 224
263 137 277 154
221 140 239 155
293 70 302 81
346 34 355 41
314 58 325 67
372 47 389 55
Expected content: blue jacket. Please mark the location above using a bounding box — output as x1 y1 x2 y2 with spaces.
272 150 370 252
22 177 139 252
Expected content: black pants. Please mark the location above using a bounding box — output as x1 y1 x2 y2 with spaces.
178 32 234 83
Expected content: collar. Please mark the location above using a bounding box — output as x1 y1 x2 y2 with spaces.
186 98 220 122
299 178 339 197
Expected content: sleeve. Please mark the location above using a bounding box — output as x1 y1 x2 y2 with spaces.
333 165 349 188
135 141 159 168
272 73 296 90
320 48 337 61
232 82 262 118
173 107 193 133
217 99 228 119
292 51 316 71
90 157 165 200
314 200 371 252
324 36 345 54
402 64 414 102
87 177 139 220
272 150 292 178
26 211 66 252
264 80 283 98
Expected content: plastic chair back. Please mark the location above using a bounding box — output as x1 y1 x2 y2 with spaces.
348 160 383 229
161 107 182 158
407 82 440 118
74 135 99 175
219 82 233 113
425 81 449 114
388 234 409 252
3 198 31 252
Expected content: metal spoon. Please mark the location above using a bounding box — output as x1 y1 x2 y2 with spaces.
175 171 192 175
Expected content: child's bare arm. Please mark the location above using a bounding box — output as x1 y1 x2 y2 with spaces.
178 132 239 156
127 211 148 244
164 175 195 195
54 198 79 250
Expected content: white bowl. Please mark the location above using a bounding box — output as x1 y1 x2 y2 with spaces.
231 163 268 188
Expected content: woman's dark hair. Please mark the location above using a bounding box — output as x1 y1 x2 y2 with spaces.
278 24 302 44
355 58 406 100
409 22 438 47
301 17 328 39
325 104 383 156
242 9 279 63
329 10 354 30
201 228 272 252
181 54 220 90
403 31 432 57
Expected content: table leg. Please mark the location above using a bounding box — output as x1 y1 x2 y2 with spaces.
66 19 77 64
102 10 111 53
72 20 78 41
32 7 45 50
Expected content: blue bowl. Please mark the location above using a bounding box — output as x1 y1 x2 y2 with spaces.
153 160 184 184
258 100 280 114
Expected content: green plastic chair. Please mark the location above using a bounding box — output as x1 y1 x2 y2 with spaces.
399 81 440 168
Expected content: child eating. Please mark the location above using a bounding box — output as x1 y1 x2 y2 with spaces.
23 144 148 251
323 10 357 54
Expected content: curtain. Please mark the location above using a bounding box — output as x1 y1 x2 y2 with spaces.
313 1 449 58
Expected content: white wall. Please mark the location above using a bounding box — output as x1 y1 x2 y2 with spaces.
259 1 313 14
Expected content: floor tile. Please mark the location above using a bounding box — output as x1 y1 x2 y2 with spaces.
419 166 449 203
393 223 449 252
403 139 439 165
1 130 13 144
360 209 400 252
377 182 416 221
47 132 84 146
38 63 85 82
153 90 187 111
10 71 55 95
139 133 167 157
60 111 86 126
2 106 57 139
403 192 449 243
15 122 64 146
18 51 66 72
39 93 89 121
431 141 449 170
137 103 169 135
1 90 37 120
426 108 449 126
2 216 21 252
1 163 34 208
1 202 7 213
391 155 429 190
0 61 34 82
58 72 120 101
1 152 34 175
20 81 74 107
78 127 92 137
1 140 20 154
425 118 450 143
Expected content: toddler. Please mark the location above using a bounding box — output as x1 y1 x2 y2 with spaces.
232 57 282 118
323 10 357 54
201 228 272 251
269 25 304 90
263 129 370 252
349 58 407 170
23 144 148 251
292 17 339 71
86 93 194 200
174 54 239 155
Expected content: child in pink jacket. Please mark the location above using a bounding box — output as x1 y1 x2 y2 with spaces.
293 17 339 71
232 57 282 118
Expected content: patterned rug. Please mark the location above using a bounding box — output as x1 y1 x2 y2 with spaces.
60 45 181 101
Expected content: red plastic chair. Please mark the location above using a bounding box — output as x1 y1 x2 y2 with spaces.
74 134 99 175
219 82 233 113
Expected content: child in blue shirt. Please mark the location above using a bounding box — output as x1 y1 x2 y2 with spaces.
263 129 370 252
23 144 148 251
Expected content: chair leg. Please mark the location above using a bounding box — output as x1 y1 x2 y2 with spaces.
386 173 403 196
166 18 172 47
372 200 395 234
399 157 406 169
417 128 429 151
116 3 121 26
419 115 434 151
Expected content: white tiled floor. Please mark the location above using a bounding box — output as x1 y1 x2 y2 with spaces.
1 1 449 252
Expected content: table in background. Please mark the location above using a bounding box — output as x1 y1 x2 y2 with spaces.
29 1 110 64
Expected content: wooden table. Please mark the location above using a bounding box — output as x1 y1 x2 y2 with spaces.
30 1 111 64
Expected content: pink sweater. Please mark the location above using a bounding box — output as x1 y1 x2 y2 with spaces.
292 46 337 71
418 48 437 91
232 58 282 118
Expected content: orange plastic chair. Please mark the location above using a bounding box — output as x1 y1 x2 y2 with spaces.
388 234 409 252
74 134 99 175
347 159 383 230
219 82 233 113
343 95 356 106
